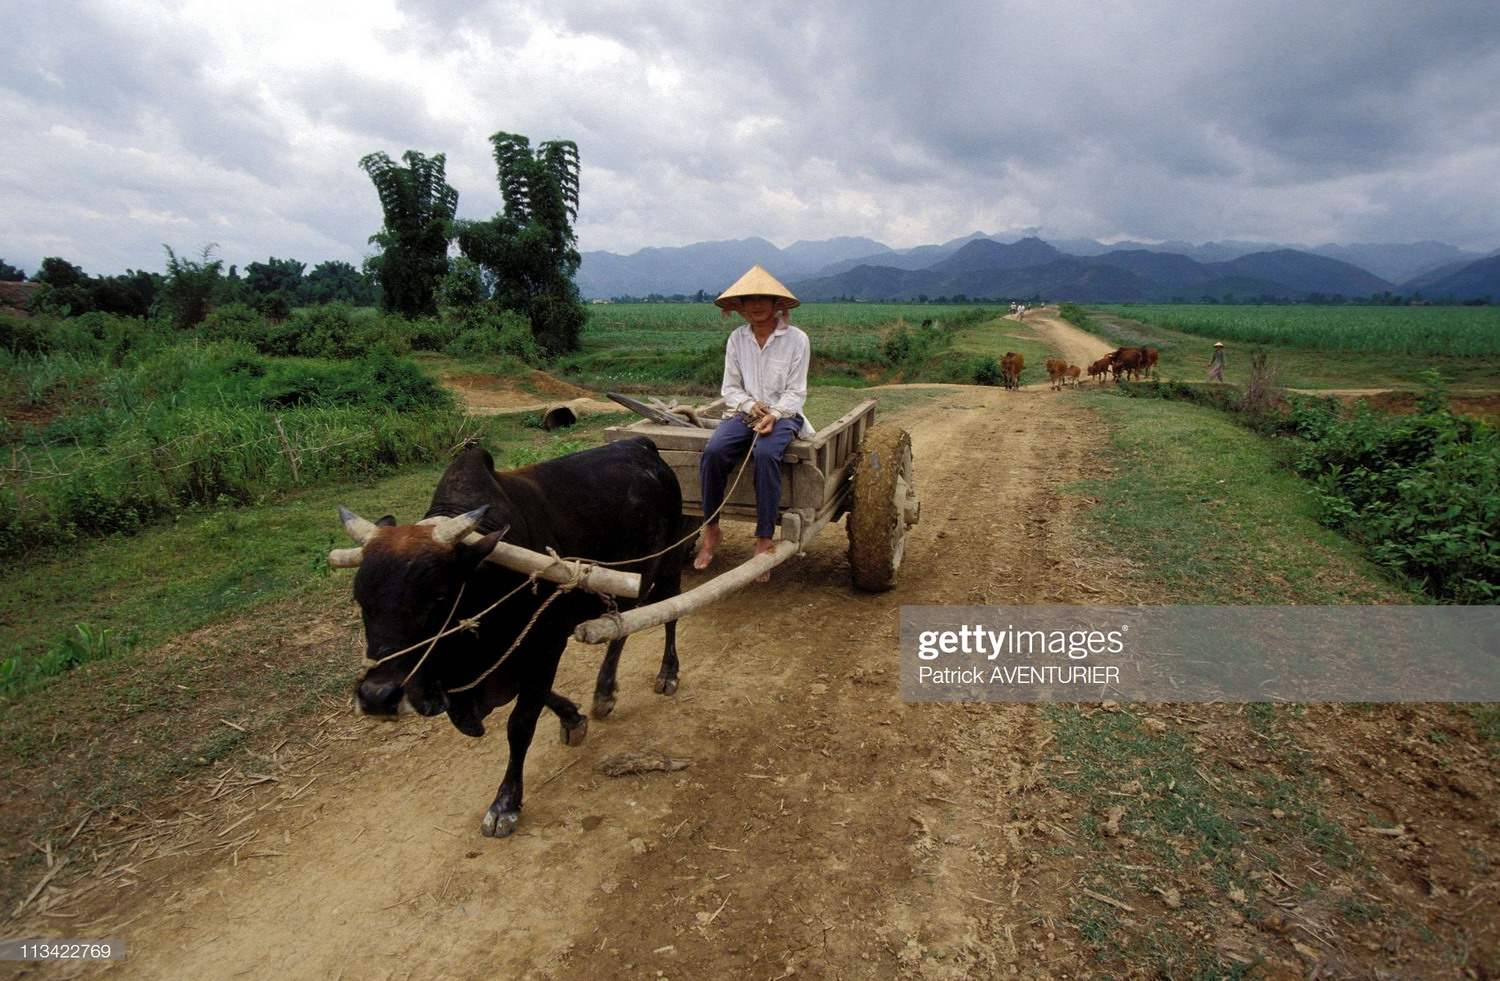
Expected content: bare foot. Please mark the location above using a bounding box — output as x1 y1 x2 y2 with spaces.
693 524 721 570
753 537 774 583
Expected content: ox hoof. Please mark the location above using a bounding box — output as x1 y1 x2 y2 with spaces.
481 807 519 838
654 675 679 696
591 695 616 720
561 716 589 747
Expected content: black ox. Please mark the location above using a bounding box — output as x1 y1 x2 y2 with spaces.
335 440 688 837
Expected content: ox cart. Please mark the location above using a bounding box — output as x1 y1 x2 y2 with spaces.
569 396 920 646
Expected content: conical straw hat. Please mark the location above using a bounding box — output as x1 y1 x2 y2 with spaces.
714 265 800 312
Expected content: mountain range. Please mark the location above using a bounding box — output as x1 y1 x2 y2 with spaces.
576 233 1499 304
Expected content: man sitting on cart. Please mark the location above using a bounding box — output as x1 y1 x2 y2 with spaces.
695 265 814 581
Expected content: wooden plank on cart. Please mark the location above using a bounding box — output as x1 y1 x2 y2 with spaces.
574 539 801 644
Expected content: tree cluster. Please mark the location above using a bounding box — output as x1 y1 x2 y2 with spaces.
361 130 588 355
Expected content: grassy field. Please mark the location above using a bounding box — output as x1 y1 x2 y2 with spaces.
557 302 1006 390
1092 304 1499 356
1080 305 1500 392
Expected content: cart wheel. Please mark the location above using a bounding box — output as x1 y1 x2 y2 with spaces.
847 424 919 592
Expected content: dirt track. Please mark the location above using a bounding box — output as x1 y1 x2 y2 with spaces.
8 315 1124 978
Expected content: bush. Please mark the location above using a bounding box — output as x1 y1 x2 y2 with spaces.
406 314 461 352
1289 381 1498 603
0 338 461 561
443 308 543 364
971 356 1003 386
1 313 55 355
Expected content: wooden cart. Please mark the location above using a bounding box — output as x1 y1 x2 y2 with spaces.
572 397 919 645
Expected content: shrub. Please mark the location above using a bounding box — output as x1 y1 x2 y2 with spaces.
1289 382 1499 603
406 314 461 352
971 355 1003 386
444 308 543 364
1 313 53 355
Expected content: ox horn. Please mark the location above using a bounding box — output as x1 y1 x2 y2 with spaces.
431 505 489 546
339 506 380 544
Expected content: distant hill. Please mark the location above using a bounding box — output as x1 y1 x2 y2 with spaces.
1212 250 1391 297
789 247 1394 303
1310 241 1482 284
575 235 892 298
1401 254 1500 302
927 237 1065 274
575 232 1494 303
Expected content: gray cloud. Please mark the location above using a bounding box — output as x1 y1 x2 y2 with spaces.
3 0 1499 279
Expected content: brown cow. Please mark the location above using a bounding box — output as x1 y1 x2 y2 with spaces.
1000 351 1024 390
1087 357 1112 384
1045 358 1068 391
1064 364 1081 388
1142 347 1159 377
1108 346 1148 382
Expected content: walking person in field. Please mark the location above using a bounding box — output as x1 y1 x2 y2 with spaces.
695 265 813 583
1206 341 1226 382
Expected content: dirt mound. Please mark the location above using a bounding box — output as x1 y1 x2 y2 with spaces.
443 369 605 414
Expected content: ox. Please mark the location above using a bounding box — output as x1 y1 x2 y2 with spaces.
1001 351 1025 390
335 440 688 838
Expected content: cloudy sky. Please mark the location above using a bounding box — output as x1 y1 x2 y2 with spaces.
4 0 1500 278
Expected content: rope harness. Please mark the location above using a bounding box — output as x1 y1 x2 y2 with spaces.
363 429 763 697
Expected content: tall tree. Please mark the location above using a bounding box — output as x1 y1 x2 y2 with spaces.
156 245 225 330
457 132 586 355
359 150 458 318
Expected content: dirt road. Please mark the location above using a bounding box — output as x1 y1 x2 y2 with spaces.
12 314 1120 979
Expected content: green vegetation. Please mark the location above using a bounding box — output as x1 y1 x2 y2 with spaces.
557 302 1009 390
457 133 586 356
1285 378 1498 603
1067 333 1498 604
0 624 132 699
360 149 460 318
1071 391 1415 604
1070 303 1498 393
1 311 468 561
1094 303 1499 357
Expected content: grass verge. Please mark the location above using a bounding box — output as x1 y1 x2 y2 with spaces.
1041 390 1496 977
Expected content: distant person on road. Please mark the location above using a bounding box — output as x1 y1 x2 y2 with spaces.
695 265 813 582
1207 341 1226 382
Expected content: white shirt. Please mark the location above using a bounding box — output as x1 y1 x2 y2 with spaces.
721 322 815 437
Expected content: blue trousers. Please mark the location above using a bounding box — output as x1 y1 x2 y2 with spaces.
699 416 802 539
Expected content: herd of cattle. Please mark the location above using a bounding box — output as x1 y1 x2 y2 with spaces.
999 346 1160 391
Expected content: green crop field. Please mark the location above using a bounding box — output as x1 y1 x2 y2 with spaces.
1093 304 1499 356
580 301 969 346
559 302 1006 389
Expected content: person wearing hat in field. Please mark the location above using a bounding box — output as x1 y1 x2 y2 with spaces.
1206 341 1226 382
695 265 814 581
